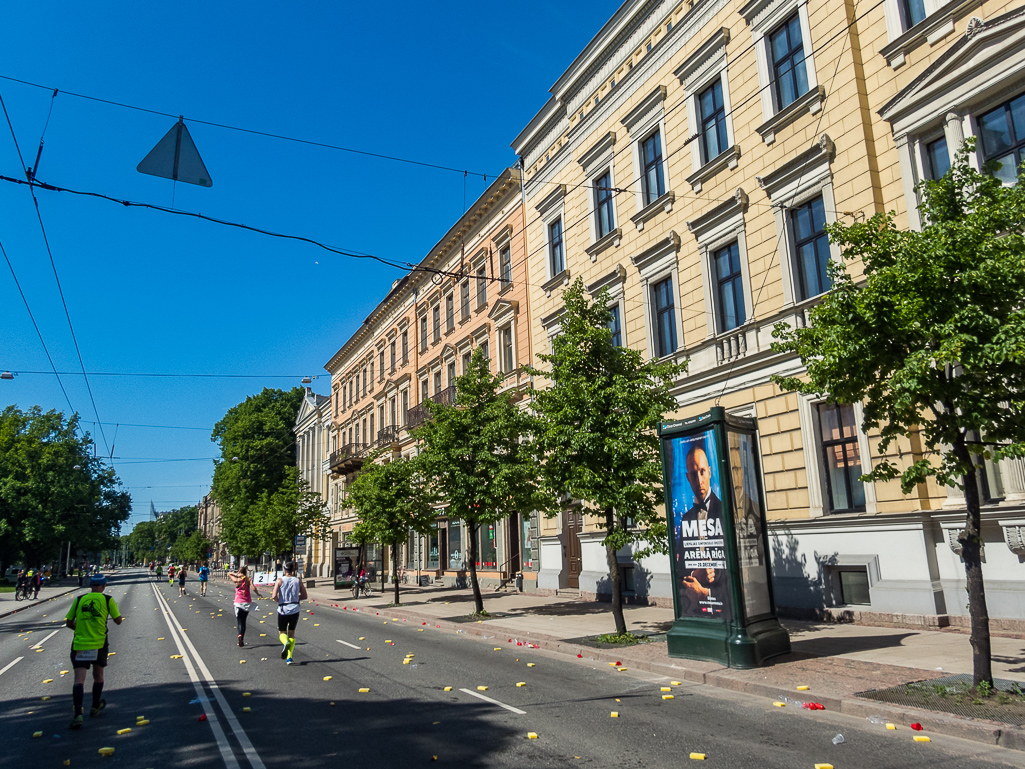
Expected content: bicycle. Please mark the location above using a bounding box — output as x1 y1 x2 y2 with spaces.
350 577 372 599
14 582 32 601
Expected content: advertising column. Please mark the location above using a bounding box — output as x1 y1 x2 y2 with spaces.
660 407 790 667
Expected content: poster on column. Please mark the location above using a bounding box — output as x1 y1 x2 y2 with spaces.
667 428 732 620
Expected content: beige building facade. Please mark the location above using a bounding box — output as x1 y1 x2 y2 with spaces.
322 168 539 590
295 386 332 578
513 0 1025 623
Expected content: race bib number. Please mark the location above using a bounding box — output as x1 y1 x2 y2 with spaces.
75 649 98 662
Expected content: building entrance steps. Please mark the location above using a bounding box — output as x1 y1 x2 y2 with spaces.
304 581 1025 750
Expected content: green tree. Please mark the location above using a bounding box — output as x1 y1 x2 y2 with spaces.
771 143 1025 686
416 347 550 614
256 469 330 561
210 387 304 559
0 406 131 570
171 529 211 564
527 279 685 636
349 454 436 604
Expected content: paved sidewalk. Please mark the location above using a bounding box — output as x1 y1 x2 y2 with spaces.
306 581 1025 751
0 580 83 619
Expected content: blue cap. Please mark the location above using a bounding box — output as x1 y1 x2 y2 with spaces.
90 574 107 587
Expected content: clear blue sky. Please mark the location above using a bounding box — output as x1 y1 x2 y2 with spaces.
0 2 623 528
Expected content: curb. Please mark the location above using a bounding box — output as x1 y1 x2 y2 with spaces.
309 592 1025 753
0 586 81 621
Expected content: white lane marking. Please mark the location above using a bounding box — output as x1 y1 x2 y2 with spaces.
336 640 361 649
155 586 267 769
152 585 240 769
0 656 24 677
31 628 61 649
459 688 527 715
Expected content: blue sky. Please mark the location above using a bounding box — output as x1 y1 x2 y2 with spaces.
0 2 623 528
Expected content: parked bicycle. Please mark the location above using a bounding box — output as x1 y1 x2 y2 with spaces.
350 575 372 599
14 579 32 601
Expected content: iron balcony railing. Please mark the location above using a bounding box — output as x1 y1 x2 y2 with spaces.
405 385 457 431
375 425 400 447
329 442 369 471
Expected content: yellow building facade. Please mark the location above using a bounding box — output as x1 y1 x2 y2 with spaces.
513 0 1025 624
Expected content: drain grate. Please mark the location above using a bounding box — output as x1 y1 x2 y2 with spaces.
857 674 1025 726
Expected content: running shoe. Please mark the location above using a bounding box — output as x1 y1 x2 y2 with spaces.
69 714 84 730
286 657 295 665
90 699 106 717
238 635 244 647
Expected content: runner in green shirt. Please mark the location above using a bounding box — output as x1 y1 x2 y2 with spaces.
64 574 123 729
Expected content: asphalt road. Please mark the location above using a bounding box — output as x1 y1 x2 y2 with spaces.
1 569 1020 768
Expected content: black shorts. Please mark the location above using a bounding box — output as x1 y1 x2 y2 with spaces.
277 612 299 633
70 644 109 669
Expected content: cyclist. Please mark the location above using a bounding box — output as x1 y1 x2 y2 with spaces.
271 561 307 665
15 569 27 600
65 574 123 729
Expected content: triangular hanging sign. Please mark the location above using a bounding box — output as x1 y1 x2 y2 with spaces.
137 118 212 187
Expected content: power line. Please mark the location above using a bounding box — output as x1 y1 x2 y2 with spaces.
0 87 110 456
0 74 495 180
8 369 314 379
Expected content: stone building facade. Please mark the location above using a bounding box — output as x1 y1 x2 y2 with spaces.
511 0 1025 624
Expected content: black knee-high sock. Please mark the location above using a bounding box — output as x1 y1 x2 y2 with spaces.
92 682 103 707
236 609 248 640
72 683 84 714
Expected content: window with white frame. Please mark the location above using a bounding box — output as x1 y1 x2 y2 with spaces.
593 170 616 240
640 130 665 206
447 360 456 388
978 92 1025 185
378 351 385 380
400 389 408 424
631 232 682 360
420 378 429 402
676 28 738 190
798 395 876 517
445 294 454 332
389 341 396 371
432 305 441 342
686 188 753 342
499 245 512 287
756 134 838 306
419 315 428 352
462 349 472 374
460 279 471 320
622 85 672 226
741 0 822 144
923 134 950 180
500 326 514 374
476 264 488 308
548 218 565 275
588 264 627 350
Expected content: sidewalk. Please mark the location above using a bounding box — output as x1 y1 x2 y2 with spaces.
0 579 82 620
307 581 1025 751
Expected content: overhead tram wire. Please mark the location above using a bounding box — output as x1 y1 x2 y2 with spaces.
0 74 493 181
0 237 79 418
0 2 884 343
0 87 110 457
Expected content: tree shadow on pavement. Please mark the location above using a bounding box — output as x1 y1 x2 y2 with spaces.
4 679 523 768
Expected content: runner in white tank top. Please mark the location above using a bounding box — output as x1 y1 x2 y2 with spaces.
271 561 308 664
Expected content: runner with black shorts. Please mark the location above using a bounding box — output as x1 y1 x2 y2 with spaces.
64 574 123 729
271 561 307 665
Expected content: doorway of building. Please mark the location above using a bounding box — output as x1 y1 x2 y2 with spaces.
565 510 583 588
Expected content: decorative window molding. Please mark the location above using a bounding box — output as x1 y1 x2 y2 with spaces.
491 224 513 249
757 134 838 306
880 0 985 69
534 184 567 218
879 10 1025 229
630 190 675 232
675 27 731 90
577 131 617 178
584 226 622 261
797 395 877 517
631 230 681 276
621 85 667 135
537 185 567 283
687 188 752 344
686 145 742 191
741 0 821 137
542 268 571 298
589 265 628 348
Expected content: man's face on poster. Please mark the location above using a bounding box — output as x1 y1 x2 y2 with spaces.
686 447 711 501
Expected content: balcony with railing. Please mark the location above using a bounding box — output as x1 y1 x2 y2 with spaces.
375 425 400 448
405 385 457 431
329 442 369 473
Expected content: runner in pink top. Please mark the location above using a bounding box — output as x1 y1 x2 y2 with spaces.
227 564 262 647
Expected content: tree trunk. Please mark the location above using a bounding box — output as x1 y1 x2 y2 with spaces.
392 539 401 605
953 439 993 687
467 522 484 614
605 507 627 636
